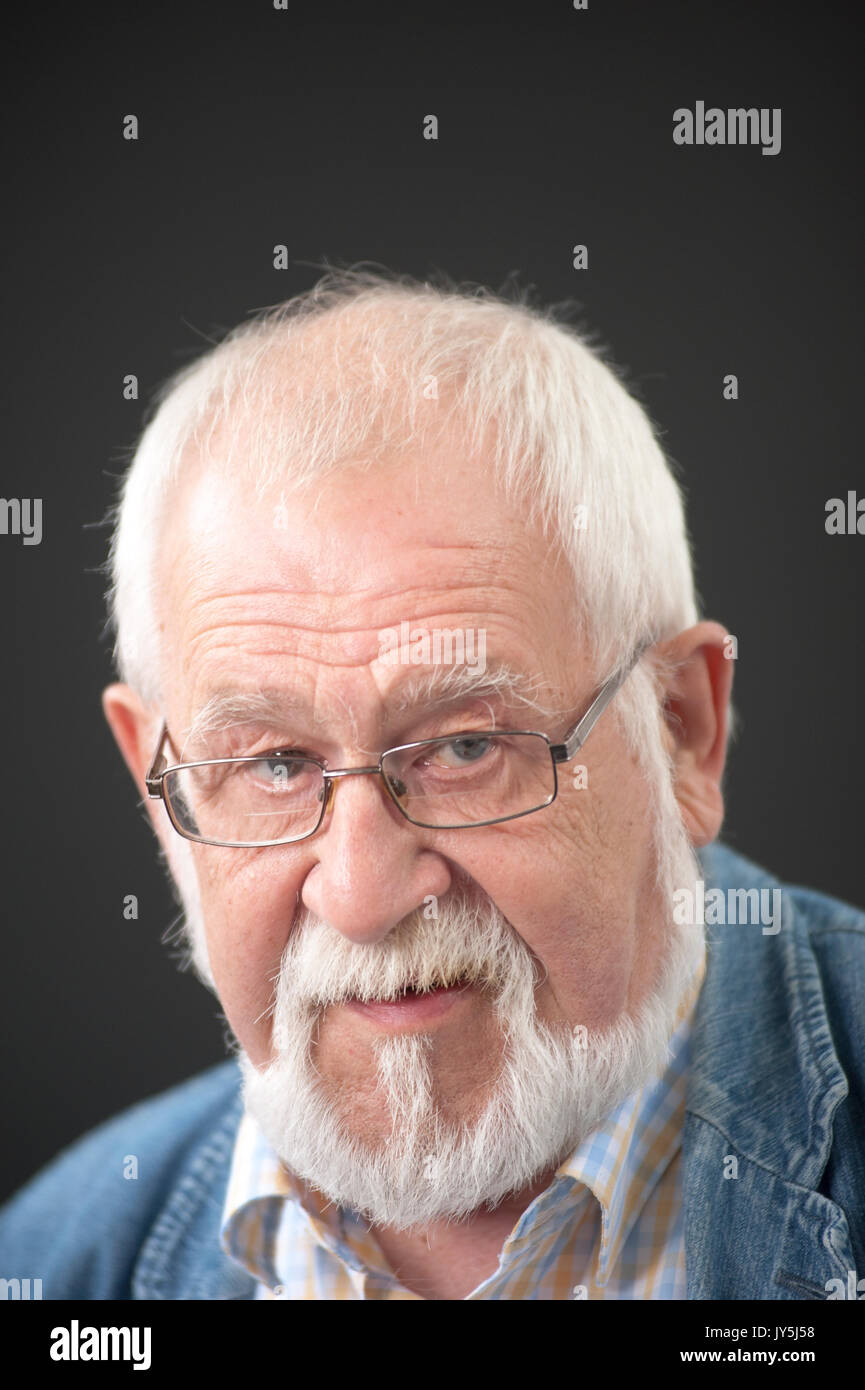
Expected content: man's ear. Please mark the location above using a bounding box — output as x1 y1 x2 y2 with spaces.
103 683 213 987
102 683 174 852
102 683 158 798
656 622 734 848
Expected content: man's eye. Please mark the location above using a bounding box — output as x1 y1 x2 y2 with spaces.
258 756 307 782
428 736 495 768
231 755 313 792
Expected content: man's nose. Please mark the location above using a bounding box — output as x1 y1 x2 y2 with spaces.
300 769 452 944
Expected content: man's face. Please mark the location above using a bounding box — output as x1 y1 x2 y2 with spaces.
133 439 705 1225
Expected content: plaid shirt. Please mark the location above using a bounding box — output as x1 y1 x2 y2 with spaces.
221 958 704 1300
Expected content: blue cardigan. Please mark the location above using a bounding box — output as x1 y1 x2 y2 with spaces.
1 842 863 1300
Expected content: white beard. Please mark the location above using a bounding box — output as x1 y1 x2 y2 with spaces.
238 798 704 1233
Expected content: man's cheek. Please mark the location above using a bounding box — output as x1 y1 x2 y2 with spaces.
196 885 288 1058
218 973 281 1065
201 856 296 953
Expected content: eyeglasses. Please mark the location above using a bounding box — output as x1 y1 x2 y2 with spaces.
144 642 652 847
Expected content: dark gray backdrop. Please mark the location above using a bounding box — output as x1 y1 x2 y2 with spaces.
1 0 862 1202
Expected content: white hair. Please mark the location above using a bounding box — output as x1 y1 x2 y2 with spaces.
103 268 712 985
106 268 699 705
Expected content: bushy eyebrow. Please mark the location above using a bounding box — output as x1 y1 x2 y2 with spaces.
182 690 307 755
184 663 561 751
389 663 559 717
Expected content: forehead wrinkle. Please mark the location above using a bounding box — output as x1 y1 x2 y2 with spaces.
182 575 522 630
172 527 538 619
178 586 554 676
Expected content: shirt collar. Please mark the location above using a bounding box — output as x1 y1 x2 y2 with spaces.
220 1100 352 1290
549 968 700 1285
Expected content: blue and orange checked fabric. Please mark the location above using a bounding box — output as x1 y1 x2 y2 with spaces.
221 954 705 1300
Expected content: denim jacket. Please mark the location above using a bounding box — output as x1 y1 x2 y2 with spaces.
1 842 863 1300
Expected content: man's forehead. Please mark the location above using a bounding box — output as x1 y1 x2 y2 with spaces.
157 436 583 721
158 448 573 642
165 433 532 565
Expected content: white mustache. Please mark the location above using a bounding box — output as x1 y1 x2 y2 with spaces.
274 887 542 1011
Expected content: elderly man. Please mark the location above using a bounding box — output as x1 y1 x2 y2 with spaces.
1 272 862 1302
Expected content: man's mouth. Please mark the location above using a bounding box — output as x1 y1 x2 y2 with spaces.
348 971 476 1001
342 976 476 1027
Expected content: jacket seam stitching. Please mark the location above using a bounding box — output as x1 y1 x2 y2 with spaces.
133 1097 243 1298
684 1111 848 1204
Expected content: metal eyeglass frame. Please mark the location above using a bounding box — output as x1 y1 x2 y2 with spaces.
144 640 653 847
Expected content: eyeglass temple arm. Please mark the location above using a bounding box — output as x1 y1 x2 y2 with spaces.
145 721 170 795
550 641 654 764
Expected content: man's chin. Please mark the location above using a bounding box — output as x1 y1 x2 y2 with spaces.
237 1004 653 1232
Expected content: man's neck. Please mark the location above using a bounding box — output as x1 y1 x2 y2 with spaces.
370 1163 561 1300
